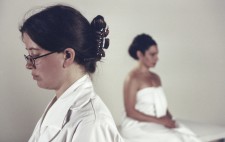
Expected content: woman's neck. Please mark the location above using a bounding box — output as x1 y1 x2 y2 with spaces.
136 62 150 73
55 65 86 99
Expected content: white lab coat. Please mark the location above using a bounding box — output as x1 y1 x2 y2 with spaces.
29 75 124 142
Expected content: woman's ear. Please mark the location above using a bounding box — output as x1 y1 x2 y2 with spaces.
136 51 144 60
63 48 75 67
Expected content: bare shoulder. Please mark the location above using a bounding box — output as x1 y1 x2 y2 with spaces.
125 69 139 83
124 69 140 90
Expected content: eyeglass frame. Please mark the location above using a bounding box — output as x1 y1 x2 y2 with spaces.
24 52 56 69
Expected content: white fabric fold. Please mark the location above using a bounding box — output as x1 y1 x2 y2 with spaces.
120 87 201 142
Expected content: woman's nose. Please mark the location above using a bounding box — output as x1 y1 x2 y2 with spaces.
155 55 159 61
26 62 34 70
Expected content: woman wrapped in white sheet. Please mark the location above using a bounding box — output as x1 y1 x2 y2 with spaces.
119 34 201 142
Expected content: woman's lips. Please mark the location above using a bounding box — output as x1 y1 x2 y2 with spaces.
32 74 39 80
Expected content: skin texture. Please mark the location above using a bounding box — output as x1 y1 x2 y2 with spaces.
22 32 85 98
124 45 176 129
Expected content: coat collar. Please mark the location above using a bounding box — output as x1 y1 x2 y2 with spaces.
40 74 95 130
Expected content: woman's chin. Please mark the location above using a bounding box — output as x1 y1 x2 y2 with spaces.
36 81 46 89
152 63 157 67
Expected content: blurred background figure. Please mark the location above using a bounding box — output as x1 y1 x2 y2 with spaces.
119 34 201 142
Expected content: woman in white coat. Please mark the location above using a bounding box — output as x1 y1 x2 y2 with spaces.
20 4 123 142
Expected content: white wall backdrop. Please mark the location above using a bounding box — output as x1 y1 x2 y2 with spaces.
0 0 225 141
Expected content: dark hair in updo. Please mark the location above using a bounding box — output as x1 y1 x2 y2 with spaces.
128 33 157 60
19 4 109 73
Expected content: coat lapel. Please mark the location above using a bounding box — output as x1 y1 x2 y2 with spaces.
38 75 93 140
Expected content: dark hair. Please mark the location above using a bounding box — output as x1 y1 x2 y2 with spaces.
128 33 157 60
19 4 109 73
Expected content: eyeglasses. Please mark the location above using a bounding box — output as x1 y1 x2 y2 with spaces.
24 52 55 69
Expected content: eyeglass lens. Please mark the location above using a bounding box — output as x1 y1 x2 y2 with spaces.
24 55 35 66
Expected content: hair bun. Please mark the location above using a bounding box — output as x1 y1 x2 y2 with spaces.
91 15 109 59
